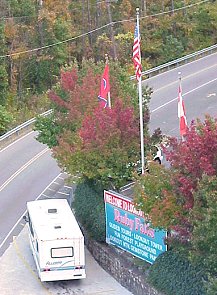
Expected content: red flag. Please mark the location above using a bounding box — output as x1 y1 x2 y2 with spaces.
133 24 142 81
178 85 187 136
98 64 110 108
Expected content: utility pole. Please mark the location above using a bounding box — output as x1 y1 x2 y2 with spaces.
38 0 44 46
171 0 174 14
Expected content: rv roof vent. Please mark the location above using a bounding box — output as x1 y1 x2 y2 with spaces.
54 225 61 229
48 208 57 214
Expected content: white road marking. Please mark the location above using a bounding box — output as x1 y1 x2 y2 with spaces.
0 131 35 153
57 191 69 196
0 147 49 192
151 77 217 113
207 93 216 97
47 187 56 191
0 173 63 251
64 185 72 189
146 56 217 92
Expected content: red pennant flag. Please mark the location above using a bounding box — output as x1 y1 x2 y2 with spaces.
178 85 187 136
98 64 110 108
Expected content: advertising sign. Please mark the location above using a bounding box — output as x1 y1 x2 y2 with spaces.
104 190 167 264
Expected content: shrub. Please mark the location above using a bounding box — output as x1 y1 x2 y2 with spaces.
206 276 217 295
0 105 13 135
73 179 106 242
148 250 207 295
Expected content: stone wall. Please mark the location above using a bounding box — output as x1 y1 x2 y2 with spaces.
83 229 163 295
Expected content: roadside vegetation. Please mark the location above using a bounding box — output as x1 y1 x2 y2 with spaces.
1 1 217 294
0 0 217 133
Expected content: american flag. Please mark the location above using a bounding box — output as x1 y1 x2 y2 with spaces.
133 24 142 81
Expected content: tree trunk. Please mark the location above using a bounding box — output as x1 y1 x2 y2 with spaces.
106 0 117 60
96 0 100 28
81 0 85 56
141 0 147 16
87 0 93 48
17 59 22 99
162 0 165 12
0 0 8 17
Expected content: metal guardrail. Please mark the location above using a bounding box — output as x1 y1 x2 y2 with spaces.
130 43 217 80
0 109 53 147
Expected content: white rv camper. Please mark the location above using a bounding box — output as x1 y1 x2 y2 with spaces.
26 198 86 282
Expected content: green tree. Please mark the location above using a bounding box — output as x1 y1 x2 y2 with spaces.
0 105 13 135
54 99 140 189
35 59 161 189
190 175 217 275
134 161 182 229
160 35 184 62
189 175 217 294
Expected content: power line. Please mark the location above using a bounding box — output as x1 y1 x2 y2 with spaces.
0 0 211 59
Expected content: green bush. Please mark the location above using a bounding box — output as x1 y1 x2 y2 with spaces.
206 276 217 295
73 179 106 242
148 250 207 295
0 105 14 135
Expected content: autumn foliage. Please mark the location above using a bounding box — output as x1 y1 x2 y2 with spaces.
165 115 217 210
135 115 217 243
54 99 140 189
134 162 182 229
35 60 153 189
49 67 100 126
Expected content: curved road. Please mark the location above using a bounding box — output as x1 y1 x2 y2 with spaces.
0 132 62 254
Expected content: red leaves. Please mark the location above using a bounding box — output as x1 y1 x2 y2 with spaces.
162 115 217 241
60 69 77 92
49 90 68 108
48 68 101 126
79 99 140 151
46 64 143 188
165 115 217 204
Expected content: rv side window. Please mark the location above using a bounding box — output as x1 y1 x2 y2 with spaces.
28 215 34 238
51 247 74 258
36 240 39 252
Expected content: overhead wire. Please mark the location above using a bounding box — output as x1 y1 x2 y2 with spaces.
0 0 211 59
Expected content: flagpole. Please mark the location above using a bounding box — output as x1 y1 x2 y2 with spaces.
105 54 111 108
178 71 188 141
178 71 183 141
136 8 145 175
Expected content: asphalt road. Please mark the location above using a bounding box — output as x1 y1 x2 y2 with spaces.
0 132 62 255
145 51 217 136
0 225 133 295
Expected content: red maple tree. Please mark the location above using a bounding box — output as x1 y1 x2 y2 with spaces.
164 115 217 240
